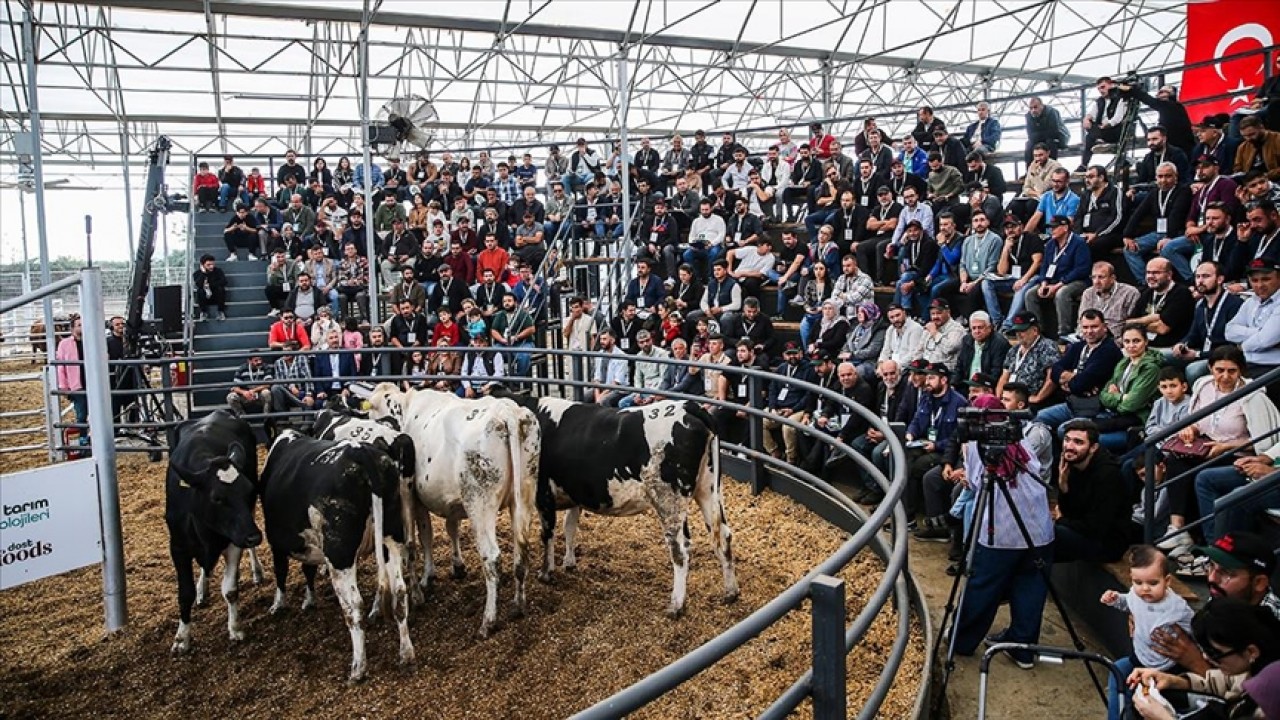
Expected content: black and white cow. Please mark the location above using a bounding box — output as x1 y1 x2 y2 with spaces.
261 430 414 683
491 390 738 617
165 410 263 655
367 383 540 638
311 408 423 606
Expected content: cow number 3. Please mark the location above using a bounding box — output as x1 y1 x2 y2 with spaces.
646 405 676 420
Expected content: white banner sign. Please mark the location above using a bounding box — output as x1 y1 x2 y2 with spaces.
0 459 103 591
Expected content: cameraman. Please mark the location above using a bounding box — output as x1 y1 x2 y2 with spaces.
1119 82 1195 155
950 406 1052 670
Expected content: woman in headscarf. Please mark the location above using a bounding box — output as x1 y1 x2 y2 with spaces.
840 302 886 382
807 298 849 358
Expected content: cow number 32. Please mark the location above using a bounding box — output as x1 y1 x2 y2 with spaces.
465 408 484 421
646 405 677 419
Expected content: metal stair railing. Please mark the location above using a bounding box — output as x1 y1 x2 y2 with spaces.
1137 367 1280 543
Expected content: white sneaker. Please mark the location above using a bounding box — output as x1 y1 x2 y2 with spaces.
248 254 259 261
226 253 238 261
267 308 280 318
1156 525 1194 552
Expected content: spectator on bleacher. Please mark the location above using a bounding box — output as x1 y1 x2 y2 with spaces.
332 156 354 207
1079 77 1133 170
850 358 907 503
1236 116 1280 181
962 101 1002 154
475 233 509 284
1039 308 1121 438
359 326 388 378
267 308 310 351
996 312 1060 407
855 189 902 283
301 245 340 317
1078 260 1141 339
802 164 842 240
272 175 299 210
1191 115 1240 175
1054 419 1131 563
893 218 943 318
192 254 228 323
339 211 365 253
805 122 835 160
757 342 816 463
885 157 927 204
958 181 1003 236
669 264 703 321
441 240 475 287
389 264 425 315
1129 257 1195 350
720 146 753 196
825 139 856 185
310 219 338 258
461 165 489 206
270 340 314 413
490 293 535 378
193 161 220 212
654 134 689 193
826 189 866 259
878 303 924 372
588 328 630 406
896 135 927 177
280 192 316 241
509 185 545 228
429 305 461 348
216 155 249 211
308 306 339 350
690 259 743 333
372 194 406 243
795 260 835 348
838 303 885 382
710 340 767 444
1226 258 1280 389
1164 346 1280 554
456 333 503 398
1134 127 1192 186
1024 168 1078 237
622 257 664 319
909 106 944 153
250 197 283 257
1086 322 1163 451
226 351 272 417
342 319 363 373
222 205 259 260
950 311 1010 388
476 205 510 250
859 131 894 178
1238 201 1280 276
353 158 384 202
1240 170 1280 210
1164 174 1241 285
954 208 1002 317
406 192 430 237
1197 432 1280 544
902 362 967 521
264 249 296 317
616 330 669 410
487 162 517 207
1020 215 1090 338
451 215 481 255
1009 144 1064 222
1171 261 1245 382
916 298 966 369
561 296 599 353
561 139 600 194
982 214 1044 330
276 224 303 260
770 230 810 317
512 212 547 271
245 166 266 200
723 195 761 252
1125 368 1191 528
474 267 509 326
387 298 428 373
925 152 964 215
932 127 967 172
806 298 849 359
963 150 1007 197
313 328 355 406
275 149 305 189
1074 165 1125 263
542 182 572 240
727 238 775 301
829 253 871 314
745 164 784 221
848 158 885 210
1123 162 1193 282
724 297 777 365
1023 96 1071 166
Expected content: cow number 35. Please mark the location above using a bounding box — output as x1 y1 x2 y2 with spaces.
646 404 677 419
465 408 484 421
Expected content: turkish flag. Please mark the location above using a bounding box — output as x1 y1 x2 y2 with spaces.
1183 0 1280 121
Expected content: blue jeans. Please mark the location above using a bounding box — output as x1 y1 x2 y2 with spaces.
1001 279 1042 332
561 173 592 192
953 544 1052 656
1124 231 1163 282
800 312 821 348
804 208 835 240
1159 235 1198 282
543 219 568 241
982 276 1017 329
503 339 534 377
70 394 89 444
1107 656 1135 720
218 183 251 209
1035 403 1073 433
1196 467 1280 543
893 270 922 317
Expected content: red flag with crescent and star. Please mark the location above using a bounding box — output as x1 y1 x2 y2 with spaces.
1183 0 1280 121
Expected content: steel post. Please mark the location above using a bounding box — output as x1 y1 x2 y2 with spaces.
22 11 55 366
80 268 128 633
617 52 633 292
810 574 847 720
360 0 380 326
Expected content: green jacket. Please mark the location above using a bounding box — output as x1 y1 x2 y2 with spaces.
1100 349 1162 421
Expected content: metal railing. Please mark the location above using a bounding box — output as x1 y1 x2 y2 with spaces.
48 339 926 718
1137 367 1280 545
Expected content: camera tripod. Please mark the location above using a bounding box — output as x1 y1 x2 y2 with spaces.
115 352 183 462
931 444 1108 716
1106 84 1144 190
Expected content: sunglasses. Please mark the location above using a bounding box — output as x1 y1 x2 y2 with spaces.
1203 645 1243 663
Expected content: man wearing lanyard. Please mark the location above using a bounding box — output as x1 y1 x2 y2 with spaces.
903 362 968 526
830 190 868 259
856 188 903 284
889 185 935 248
1024 168 1079 235
1122 161 1192 282
1129 257 1195 349
1162 201 1243 290
956 209 1003 319
1077 261 1142 339
995 313 1061 408
1225 258 1280 395
625 257 666 321
1035 309 1123 431
1021 215 1090 339
762 343 819 464
610 301 644 356
1173 261 1245 382
983 214 1044 331
1073 165 1125 263
1237 200 1280 271
850 159 884 208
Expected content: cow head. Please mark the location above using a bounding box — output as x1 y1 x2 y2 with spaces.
372 434 417 480
190 445 263 549
368 383 405 423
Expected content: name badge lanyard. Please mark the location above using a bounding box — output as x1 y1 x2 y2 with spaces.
1256 230 1280 260
1198 176 1221 220
1156 188 1173 234
878 204 894 222
1076 343 1093 371
481 284 498 307
1201 296 1229 352
1047 191 1070 220
1009 345 1031 381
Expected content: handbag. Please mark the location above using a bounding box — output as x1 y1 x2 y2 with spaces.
1161 435 1211 461
1066 394 1104 418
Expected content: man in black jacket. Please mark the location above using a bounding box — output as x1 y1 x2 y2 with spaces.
1122 83 1195 154
950 311 1010 388
815 359 877 499
192 254 228 322
1122 162 1193 281
1025 97 1071 166
1054 420 1133 563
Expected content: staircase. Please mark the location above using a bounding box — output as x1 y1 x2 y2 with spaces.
189 209 274 413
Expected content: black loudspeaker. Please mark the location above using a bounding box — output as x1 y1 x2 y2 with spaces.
150 285 184 335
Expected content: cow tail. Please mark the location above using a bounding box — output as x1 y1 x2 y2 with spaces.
705 420 726 525
507 414 539 559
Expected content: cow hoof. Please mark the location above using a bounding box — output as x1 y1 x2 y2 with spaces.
269 602 285 616
666 605 685 619
399 650 417 668
170 640 191 655
228 629 246 643
410 586 426 607
450 564 467 580
722 590 740 605
562 557 578 570
346 672 367 686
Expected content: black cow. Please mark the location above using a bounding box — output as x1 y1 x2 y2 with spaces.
261 430 414 683
165 409 263 655
491 390 738 617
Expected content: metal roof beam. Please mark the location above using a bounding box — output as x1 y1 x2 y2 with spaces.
41 0 1090 84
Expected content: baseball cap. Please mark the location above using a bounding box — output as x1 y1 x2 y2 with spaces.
1196 154 1219 166
877 185 892 195
1248 257 1280 274
966 372 996 389
783 341 803 354
1003 213 1024 227
905 219 924 230
905 358 931 374
1006 313 1039 332
1191 532 1277 574
809 349 833 363
1050 215 1073 228
928 298 950 311
925 362 950 376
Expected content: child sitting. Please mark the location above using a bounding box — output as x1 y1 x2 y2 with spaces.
1100 544 1195 720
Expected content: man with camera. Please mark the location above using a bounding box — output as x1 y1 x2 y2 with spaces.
1079 76 1134 171
949 404 1053 670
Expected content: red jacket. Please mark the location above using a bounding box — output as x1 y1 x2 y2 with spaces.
193 171 220 191
810 133 836 160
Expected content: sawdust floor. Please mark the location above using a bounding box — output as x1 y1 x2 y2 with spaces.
0 367 924 719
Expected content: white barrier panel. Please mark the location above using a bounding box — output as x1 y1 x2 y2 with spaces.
0 459 103 590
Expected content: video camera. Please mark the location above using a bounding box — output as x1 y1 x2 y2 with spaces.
956 407 1033 469
1109 70 1142 98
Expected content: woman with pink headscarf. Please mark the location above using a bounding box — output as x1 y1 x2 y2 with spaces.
839 302 886 382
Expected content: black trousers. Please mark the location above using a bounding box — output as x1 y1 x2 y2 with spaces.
1081 124 1124 165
